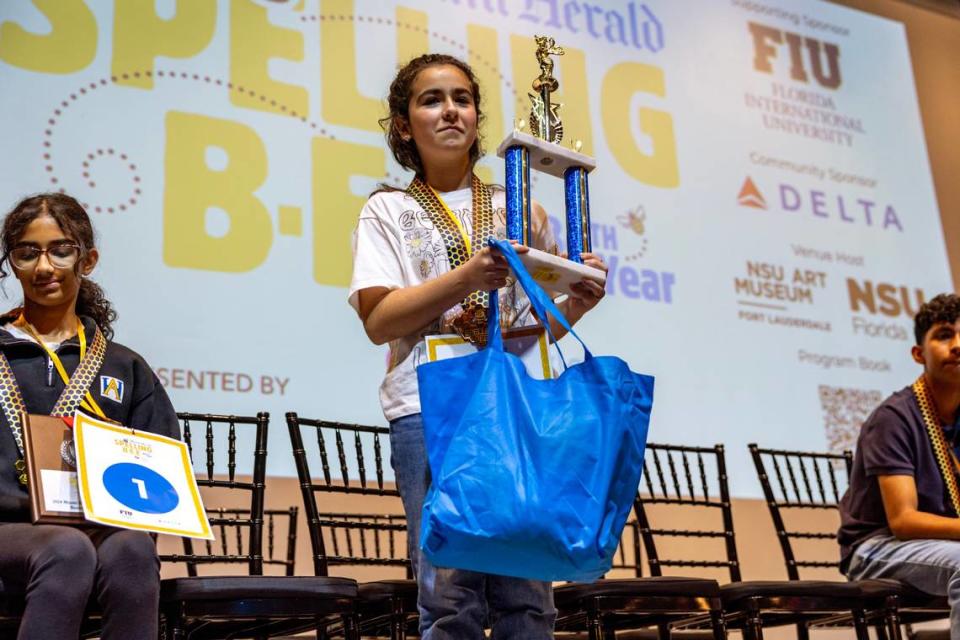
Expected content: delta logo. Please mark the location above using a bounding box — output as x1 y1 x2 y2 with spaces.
736 176 902 231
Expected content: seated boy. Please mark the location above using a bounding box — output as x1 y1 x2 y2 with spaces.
839 293 960 638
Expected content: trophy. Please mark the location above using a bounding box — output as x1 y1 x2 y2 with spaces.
496 35 606 295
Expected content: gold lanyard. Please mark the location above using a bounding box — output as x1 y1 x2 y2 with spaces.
406 175 497 345
18 318 106 420
428 184 473 253
914 375 960 517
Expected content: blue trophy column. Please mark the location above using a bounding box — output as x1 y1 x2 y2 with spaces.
564 166 591 263
504 145 532 245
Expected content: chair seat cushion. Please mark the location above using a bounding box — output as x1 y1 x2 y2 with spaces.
358 579 418 600
160 576 357 602
721 579 902 605
555 576 721 604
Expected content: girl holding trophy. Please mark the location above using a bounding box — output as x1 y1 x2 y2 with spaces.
0 193 179 639
349 53 607 639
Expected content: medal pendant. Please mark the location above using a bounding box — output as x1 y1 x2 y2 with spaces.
452 305 489 346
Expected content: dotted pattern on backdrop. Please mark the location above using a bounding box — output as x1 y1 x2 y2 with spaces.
39 9 540 215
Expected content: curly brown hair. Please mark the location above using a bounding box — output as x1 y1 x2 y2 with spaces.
915 293 960 345
1 193 117 339
379 53 485 178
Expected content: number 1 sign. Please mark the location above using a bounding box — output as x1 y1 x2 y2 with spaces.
74 412 213 539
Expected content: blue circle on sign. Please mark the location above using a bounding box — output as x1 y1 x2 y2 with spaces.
102 463 179 514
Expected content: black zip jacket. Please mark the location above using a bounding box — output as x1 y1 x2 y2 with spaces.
0 315 179 521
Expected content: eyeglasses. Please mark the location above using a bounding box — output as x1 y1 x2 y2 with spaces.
7 243 82 270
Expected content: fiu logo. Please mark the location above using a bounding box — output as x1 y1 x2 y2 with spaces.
748 22 841 90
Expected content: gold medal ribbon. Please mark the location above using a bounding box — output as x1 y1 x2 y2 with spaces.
913 375 960 517
18 319 106 419
407 174 496 344
0 319 108 484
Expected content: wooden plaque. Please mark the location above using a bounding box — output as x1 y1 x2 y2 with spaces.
22 413 87 524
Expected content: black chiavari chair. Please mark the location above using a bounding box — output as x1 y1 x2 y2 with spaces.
265 506 299 577
613 518 644 578
287 413 417 640
162 507 299 577
642 443 897 640
554 443 728 640
750 444 949 639
159 412 358 640
749 444 853 582
557 442 904 640
637 444 741 583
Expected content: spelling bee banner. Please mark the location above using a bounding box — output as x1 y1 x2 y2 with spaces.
0 0 951 496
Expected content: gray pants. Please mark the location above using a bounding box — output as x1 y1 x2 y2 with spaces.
848 534 960 640
0 524 159 640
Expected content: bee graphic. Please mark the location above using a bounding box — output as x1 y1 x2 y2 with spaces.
617 207 646 235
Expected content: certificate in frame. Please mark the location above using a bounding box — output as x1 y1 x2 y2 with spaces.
22 413 86 525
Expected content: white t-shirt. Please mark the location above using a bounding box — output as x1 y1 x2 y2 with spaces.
349 184 558 421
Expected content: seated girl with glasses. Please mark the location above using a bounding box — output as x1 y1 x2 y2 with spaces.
0 193 179 640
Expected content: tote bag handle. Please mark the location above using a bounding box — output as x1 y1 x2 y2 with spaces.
486 239 593 368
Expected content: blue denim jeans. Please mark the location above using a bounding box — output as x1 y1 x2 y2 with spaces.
848 534 960 639
389 413 556 639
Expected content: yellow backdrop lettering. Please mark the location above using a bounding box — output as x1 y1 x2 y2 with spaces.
396 6 429 63
0 0 96 74
112 0 217 89
312 138 385 286
230 0 307 116
163 111 273 271
601 61 678 188
320 0 381 132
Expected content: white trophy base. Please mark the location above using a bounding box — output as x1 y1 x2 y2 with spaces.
514 247 606 298
496 130 596 179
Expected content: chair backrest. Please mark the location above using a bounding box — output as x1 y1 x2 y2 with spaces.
749 443 853 580
609 516 643 578
636 442 741 582
160 412 269 576
163 506 299 577
286 413 409 577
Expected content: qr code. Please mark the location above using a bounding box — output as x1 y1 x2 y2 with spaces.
819 385 884 458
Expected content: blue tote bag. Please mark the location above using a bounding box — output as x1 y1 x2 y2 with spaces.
416 239 654 583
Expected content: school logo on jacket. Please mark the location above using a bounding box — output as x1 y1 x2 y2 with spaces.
99 376 124 403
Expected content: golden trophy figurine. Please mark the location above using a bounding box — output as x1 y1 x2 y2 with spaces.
530 36 564 144
496 36 604 293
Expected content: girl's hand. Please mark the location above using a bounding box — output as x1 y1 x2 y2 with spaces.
459 246 510 291
567 252 608 314
507 239 530 254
